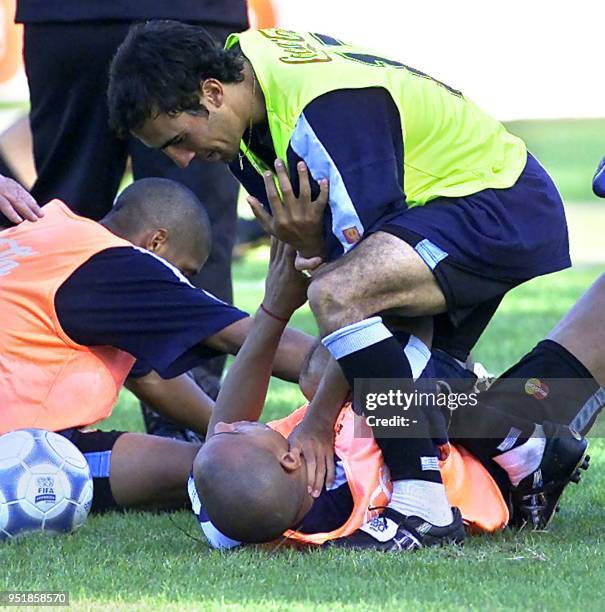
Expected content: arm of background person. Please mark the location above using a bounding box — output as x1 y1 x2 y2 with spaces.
204 316 315 383
125 370 214 435
206 240 309 438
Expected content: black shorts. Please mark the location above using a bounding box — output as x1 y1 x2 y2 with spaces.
57 428 125 514
381 224 522 360
380 153 570 360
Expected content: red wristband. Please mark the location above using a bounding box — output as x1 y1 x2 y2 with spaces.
260 303 290 323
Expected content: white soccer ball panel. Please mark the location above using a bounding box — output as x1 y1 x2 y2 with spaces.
44 431 89 472
0 430 35 470
72 480 93 530
0 489 8 532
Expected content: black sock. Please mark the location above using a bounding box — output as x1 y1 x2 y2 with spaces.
322 317 442 483
451 339 603 464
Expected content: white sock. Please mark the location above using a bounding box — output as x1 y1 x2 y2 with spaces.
493 424 546 486
388 479 453 526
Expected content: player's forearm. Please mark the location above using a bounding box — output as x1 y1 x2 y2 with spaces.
126 372 214 434
302 358 349 431
271 327 316 382
204 316 312 383
207 308 287 438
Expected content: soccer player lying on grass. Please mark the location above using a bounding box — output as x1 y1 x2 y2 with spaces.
191 271 605 547
190 240 513 551
109 22 571 549
0 177 313 514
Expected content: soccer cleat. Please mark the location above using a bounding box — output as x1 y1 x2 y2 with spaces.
326 507 465 551
142 404 204 443
510 422 589 530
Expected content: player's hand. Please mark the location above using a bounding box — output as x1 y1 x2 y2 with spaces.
0 175 42 224
289 417 336 498
295 252 324 275
593 156 605 198
247 159 328 258
263 238 309 319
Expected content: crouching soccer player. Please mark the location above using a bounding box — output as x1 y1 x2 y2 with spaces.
0 178 313 513
189 241 510 550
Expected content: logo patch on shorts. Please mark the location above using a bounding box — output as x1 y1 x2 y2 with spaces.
342 226 361 244
525 378 549 400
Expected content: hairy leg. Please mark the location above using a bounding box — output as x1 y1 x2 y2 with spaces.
308 234 454 526
308 232 446 335
109 433 201 510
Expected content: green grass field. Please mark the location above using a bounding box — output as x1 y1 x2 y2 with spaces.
1 113 604 609
506 119 605 204
2 256 604 611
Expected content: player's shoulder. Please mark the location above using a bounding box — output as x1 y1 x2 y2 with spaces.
79 245 199 289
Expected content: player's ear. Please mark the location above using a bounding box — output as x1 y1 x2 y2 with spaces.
279 450 303 473
200 78 224 109
146 228 168 253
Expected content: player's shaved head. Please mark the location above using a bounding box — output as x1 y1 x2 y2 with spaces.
194 428 308 543
101 177 211 276
106 178 210 251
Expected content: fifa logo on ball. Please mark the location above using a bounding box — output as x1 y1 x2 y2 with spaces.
34 476 57 504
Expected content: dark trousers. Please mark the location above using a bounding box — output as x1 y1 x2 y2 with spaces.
23 22 239 393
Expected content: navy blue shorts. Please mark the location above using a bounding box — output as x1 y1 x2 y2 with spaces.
381 153 571 359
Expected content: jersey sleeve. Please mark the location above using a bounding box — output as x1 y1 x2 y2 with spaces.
229 88 407 263
54 246 249 379
287 87 407 261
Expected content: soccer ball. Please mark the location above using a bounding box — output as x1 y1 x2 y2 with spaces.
0 429 93 540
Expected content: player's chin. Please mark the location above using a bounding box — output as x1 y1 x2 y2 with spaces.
223 150 239 164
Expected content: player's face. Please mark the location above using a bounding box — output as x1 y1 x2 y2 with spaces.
134 108 243 168
159 241 208 280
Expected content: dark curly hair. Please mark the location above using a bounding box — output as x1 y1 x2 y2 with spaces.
108 20 245 138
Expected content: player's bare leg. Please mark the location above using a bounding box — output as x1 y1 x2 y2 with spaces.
109 433 200 510
308 231 446 335
460 275 605 529
547 273 605 386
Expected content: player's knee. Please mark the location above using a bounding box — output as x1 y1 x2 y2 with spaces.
308 272 352 329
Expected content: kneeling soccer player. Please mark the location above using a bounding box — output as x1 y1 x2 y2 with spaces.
0 178 313 514
190 241 510 550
